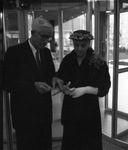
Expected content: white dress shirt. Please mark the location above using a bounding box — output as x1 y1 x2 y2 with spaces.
28 39 41 62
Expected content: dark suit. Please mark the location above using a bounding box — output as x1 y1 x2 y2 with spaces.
4 40 55 150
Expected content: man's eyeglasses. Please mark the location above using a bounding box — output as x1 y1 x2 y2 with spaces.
38 34 53 42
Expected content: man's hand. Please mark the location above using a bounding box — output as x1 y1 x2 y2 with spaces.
52 77 64 90
35 82 52 94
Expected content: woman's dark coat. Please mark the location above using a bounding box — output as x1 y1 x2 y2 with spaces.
58 48 111 150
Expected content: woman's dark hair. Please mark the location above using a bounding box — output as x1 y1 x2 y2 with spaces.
31 30 36 35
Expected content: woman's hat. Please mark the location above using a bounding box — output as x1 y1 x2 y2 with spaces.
69 30 94 41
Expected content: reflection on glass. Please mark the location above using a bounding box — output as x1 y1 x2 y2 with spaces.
5 12 19 49
108 64 113 109
119 12 128 69
117 72 128 143
107 12 128 69
101 96 112 137
104 12 113 137
102 114 112 137
117 115 128 143
108 14 114 109
108 14 114 62
117 117 128 142
118 72 128 114
55 14 86 59
27 12 33 38
54 8 86 70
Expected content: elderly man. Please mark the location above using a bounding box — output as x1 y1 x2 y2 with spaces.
4 17 62 150
57 30 111 150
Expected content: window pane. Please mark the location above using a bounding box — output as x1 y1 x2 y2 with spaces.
5 11 19 49
117 72 128 142
108 14 114 109
119 12 128 69
118 72 128 114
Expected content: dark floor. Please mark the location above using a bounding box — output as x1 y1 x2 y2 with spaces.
4 138 128 150
3 141 62 150
3 93 128 150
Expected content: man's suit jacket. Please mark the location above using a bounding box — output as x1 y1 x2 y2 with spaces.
4 40 55 128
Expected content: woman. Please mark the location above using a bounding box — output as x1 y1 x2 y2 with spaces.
58 30 111 150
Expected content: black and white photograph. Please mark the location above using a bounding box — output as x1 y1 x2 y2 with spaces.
2 0 128 150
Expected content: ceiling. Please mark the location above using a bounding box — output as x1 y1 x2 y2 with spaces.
32 3 86 10
4 1 87 26
6 0 128 27
4 0 87 10
33 3 87 25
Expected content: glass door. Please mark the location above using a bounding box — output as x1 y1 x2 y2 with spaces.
107 1 128 143
3 10 20 150
117 8 128 142
4 11 20 50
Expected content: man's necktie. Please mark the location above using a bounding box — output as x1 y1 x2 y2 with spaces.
35 50 42 69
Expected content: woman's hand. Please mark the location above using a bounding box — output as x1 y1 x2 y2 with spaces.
62 82 75 95
52 81 75 96
70 86 98 98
